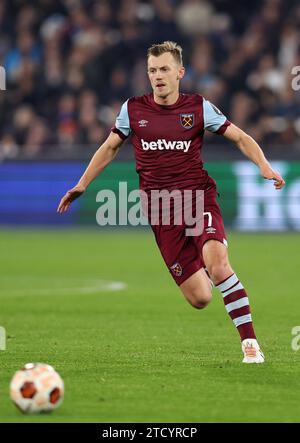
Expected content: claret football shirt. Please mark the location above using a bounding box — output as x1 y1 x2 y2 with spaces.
112 93 231 191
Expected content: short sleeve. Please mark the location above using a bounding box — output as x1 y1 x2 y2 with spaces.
111 99 131 140
203 98 231 134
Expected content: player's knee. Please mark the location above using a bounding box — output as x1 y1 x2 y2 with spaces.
188 290 212 310
192 299 210 310
207 260 232 284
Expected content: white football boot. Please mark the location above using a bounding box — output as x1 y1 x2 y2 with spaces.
242 338 265 363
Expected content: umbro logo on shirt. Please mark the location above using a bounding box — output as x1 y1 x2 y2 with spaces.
138 119 148 127
205 227 216 234
141 139 191 153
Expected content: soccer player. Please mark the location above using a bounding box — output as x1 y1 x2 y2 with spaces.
58 41 285 363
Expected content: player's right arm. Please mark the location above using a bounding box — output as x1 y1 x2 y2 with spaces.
57 131 124 214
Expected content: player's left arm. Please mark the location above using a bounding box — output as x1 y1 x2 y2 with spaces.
222 123 285 190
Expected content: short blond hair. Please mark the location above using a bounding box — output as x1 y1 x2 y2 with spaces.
147 41 183 65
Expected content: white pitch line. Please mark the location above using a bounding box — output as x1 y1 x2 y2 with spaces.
0 278 127 296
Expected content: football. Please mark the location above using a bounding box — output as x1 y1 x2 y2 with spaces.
10 363 64 414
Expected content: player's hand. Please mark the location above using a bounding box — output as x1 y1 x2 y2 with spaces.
57 184 86 214
260 163 285 190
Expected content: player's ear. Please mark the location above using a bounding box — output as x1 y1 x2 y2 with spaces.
178 66 185 80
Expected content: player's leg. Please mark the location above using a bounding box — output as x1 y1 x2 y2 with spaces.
202 239 264 363
179 267 212 309
202 239 233 284
149 219 213 309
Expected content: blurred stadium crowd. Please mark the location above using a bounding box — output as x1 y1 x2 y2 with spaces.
0 0 299 159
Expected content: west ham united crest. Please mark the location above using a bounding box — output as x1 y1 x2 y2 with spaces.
170 262 183 277
180 113 194 129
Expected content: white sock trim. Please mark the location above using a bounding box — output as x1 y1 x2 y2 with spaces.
225 297 249 313
216 273 238 293
222 282 244 298
233 314 252 327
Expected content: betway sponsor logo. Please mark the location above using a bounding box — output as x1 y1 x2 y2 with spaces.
141 139 191 153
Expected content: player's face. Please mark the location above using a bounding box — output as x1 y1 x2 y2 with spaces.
147 53 185 100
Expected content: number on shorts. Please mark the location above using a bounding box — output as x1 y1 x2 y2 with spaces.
204 211 212 227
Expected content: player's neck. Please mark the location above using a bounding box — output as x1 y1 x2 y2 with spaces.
153 90 180 106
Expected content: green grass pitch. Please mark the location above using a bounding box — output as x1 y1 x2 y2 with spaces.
0 229 299 423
